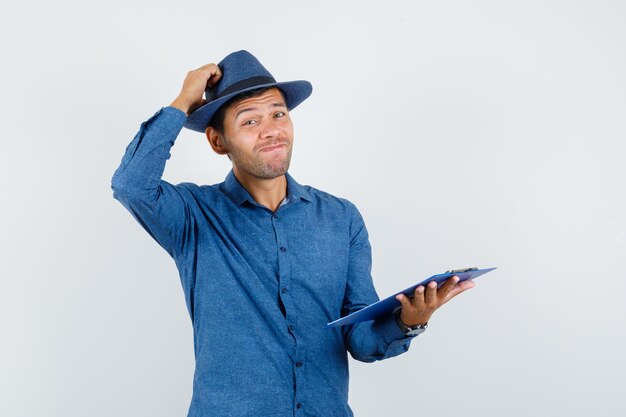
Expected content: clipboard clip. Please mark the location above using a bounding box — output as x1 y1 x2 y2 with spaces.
446 267 478 274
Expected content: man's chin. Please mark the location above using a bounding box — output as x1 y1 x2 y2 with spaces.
259 161 291 179
233 155 291 180
260 167 289 179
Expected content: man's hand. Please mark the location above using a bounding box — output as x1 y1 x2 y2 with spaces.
170 63 223 115
395 276 476 326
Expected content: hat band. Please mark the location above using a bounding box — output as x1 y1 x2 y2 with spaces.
215 76 277 100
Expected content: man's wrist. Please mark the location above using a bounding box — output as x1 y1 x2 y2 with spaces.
395 311 428 336
399 311 429 327
169 97 191 115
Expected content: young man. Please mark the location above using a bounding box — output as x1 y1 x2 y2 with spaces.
111 50 474 417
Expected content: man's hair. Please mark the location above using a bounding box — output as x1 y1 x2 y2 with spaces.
208 86 287 135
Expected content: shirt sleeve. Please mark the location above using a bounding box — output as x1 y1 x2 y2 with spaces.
110 106 194 260
340 201 419 363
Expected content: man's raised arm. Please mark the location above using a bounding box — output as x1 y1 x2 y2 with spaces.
110 63 222 258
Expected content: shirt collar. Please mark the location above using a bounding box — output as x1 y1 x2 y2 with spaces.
221 168 312 207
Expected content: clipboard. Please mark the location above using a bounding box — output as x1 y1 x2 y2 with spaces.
326 267 497 328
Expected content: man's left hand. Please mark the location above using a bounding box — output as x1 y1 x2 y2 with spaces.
395 275 476 326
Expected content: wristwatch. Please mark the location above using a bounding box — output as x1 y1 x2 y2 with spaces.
395 310 428 337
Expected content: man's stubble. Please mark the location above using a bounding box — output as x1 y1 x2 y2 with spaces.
223 134 293 180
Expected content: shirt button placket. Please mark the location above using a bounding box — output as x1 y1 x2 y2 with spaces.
273 212 293 336
272 211 304 413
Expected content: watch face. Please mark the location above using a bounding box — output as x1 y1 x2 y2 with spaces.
406 327 426 337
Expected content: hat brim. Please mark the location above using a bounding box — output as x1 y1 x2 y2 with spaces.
183 80 312 133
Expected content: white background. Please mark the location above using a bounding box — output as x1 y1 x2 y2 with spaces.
1 1 624 416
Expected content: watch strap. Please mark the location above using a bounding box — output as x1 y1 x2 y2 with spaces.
395 311 428 336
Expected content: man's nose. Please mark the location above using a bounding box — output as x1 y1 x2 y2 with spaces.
259 117 281 138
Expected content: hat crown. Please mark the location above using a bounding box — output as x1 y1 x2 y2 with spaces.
206 50 276 102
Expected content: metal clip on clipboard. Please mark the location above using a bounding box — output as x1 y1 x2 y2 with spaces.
446 267 478 274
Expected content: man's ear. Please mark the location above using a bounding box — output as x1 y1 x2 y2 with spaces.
205 126 229 156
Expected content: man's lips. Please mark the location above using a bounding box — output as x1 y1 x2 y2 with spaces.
260 143 287 152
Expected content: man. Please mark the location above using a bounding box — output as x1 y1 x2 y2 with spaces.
111 50 474 417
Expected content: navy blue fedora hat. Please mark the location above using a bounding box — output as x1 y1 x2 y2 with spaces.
184 50 313 133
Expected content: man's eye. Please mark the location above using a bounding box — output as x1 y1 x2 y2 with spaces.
275 111 285 117
243 120 257 126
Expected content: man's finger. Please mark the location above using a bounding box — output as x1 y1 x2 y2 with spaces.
424 281 437 306
193 63 222 87
197 63 220 72
438 275 459 297
206 68 222 87
412 285 425 307
395 293 412 310
448 279 477 299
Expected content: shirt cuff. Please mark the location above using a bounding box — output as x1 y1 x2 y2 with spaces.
164 105 188 119
373 311 416 342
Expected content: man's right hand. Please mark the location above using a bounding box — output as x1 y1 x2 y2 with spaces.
170 63 223 116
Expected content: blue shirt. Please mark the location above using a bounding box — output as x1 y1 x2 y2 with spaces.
111 106 417 417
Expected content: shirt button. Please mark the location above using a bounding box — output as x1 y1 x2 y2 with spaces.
280 246 286 252
296 403 302 409
273 213 278 219
282 287 287 294
288 324 295 331
295 361 303 367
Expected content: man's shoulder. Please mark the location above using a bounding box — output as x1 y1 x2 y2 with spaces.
299 183 359 212
168 181 223 200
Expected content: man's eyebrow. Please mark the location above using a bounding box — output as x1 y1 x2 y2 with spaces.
234 102 287 120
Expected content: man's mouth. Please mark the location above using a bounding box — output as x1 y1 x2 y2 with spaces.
260 144 287 152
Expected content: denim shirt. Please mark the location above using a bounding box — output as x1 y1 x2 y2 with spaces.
111 106 417 417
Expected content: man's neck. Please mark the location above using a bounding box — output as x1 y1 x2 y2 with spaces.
232 165 287 213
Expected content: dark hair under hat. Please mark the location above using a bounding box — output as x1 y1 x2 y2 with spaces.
184 50 313 133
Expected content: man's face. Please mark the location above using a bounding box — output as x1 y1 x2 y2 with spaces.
218 88 294 180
